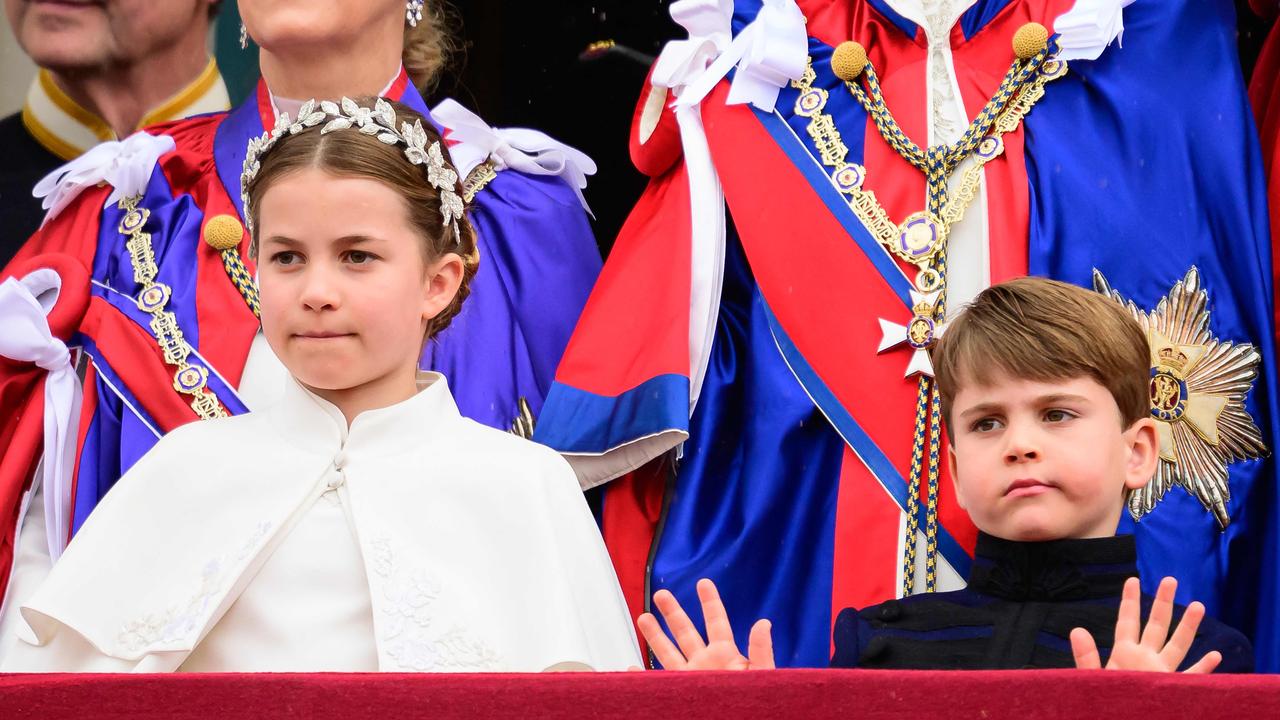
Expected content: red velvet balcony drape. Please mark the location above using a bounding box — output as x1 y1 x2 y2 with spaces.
2 669 1277 719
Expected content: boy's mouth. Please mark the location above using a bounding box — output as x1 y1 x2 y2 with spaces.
1004 478 1053 498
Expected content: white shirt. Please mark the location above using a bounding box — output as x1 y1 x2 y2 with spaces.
2 372 641 673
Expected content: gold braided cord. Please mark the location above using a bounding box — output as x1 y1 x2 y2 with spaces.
794 50 1065 269
790 41 1067 597
220 248 261 318
900 376 931 596
923 382 944 590
118 196 229 421
847 45 1049 174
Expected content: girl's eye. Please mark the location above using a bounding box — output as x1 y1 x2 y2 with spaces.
271 251 302 266
1044 409 1075 423
345 250 377 264
971 417 1004 433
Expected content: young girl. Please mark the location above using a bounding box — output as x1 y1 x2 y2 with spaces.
0 0 600 657
0 98 639 673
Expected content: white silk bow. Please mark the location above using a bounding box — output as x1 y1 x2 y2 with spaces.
648 0 807 415
665 0 808 112
431 99 598 214
1054 0 1135 61
0 269 83 562
33 131 175 226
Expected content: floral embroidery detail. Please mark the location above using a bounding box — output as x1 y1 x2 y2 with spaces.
368 537 501 671
118 523 271 653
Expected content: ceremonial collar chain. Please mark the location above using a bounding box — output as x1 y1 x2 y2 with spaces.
241 96 465 244
789 24 1065 599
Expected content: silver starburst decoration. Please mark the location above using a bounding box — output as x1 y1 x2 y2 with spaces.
1093 267 1268 528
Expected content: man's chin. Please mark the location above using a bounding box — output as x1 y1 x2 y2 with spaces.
23 39 109 72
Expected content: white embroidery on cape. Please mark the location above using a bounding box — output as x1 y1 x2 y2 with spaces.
369 537 501 672
117 522 272 653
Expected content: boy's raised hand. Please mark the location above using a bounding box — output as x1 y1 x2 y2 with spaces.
635 578 775 670
1070 576 1221 673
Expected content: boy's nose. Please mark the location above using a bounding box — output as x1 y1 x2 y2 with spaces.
1005 446 1038 463
1003 424 1039 463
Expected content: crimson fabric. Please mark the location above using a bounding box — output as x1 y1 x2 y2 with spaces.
0 669 1276 719
1250 1 1280 339
0 231 95 605
600 458 669 661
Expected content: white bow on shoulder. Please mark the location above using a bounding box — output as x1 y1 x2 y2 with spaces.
431 99 598 215
0 269 83 561
32 131 175 226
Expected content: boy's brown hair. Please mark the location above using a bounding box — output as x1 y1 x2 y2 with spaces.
932 277 1150 436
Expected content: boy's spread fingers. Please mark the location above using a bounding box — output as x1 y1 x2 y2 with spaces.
637 613 687 670
1070 627 1102 670
1140 576 1177 650
747 619 776 670
696 579 737 647
1183 650 1222 675
1113 577 1142 647
1162 601 1206 666
653 590 708 657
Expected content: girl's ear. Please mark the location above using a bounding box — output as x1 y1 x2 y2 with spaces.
421 252 464 322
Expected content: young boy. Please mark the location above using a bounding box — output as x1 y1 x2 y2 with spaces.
637 277 1253 672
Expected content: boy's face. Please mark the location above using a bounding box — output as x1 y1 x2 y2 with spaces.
947 371 1159 542
256 167 462 409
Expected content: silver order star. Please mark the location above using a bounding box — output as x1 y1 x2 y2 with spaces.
1094 267 1268 528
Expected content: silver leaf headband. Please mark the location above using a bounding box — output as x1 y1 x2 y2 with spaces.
241 97 465 245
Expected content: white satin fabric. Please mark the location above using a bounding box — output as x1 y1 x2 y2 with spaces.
2 373 640 673
432 99 598 214
0 270 81 562
180 490 379 672
649 0 808 415
32 131 175 225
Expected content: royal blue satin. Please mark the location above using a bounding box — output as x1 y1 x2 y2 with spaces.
73 159 251 533
1023 0 1278 669
648 230 848 669
424 168 602 428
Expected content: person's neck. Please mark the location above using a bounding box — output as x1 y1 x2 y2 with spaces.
259 28 404 102
306 368 422 426
49 31 210 138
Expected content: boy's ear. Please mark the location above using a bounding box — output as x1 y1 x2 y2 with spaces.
421 252 465 321
947 445 967 510
1123 417 1160 492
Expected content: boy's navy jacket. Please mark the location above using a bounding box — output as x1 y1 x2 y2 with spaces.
831 533 1254 672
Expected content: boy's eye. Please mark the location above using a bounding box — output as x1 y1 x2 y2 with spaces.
1043 409 1075 423
971 417 1003 433
271 251 303 266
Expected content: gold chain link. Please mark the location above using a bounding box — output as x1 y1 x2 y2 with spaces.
118 195 229 421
